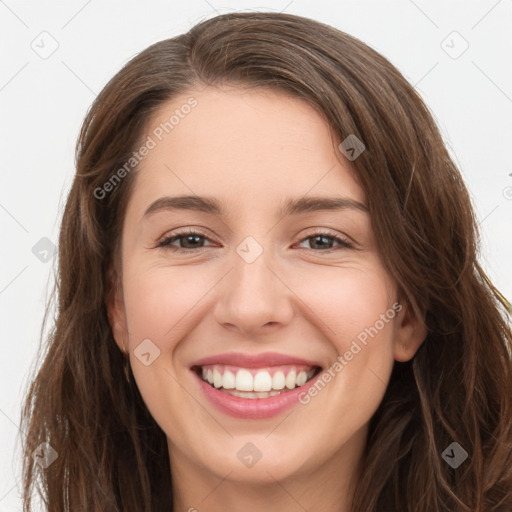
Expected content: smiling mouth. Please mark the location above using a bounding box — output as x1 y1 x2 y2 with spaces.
192 364 322 399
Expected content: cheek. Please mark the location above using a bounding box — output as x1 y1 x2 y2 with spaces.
120 264 216 441
122 263 211 347
291 263 397 413
290 263 396 347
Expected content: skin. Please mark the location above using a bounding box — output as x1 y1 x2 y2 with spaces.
108 85 426 512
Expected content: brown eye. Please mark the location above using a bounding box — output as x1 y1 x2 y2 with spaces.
156 230 213 252
297 232 353 252
155 229 353 253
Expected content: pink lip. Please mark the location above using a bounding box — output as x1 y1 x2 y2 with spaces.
190 352 322 420
191 351 320 369
193 370 321 419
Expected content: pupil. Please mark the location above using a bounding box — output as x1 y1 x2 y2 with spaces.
183 235 201 248
314 235 330 249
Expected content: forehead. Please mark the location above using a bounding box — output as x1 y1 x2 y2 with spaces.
129 86 365 217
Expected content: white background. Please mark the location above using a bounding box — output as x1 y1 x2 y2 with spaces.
1 0 511 509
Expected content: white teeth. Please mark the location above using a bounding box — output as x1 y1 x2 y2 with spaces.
223 370 235 389
226 389 283 399
235 369 253 391
213 368 223 388
285 370 296 390
201 365 318 392
253 371 272 392
296 371 307 387
272 371 285 390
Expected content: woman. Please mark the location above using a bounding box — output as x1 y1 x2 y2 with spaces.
20 11 512 512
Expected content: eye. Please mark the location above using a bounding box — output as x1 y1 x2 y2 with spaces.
155 228 353 253
296 231 353 252
156 229 214 252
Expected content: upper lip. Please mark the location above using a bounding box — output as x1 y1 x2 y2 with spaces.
191 351 322 369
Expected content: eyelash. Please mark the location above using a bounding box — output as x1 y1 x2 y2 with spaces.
155 228 354 253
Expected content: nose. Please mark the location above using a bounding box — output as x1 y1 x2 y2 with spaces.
213 244 294 337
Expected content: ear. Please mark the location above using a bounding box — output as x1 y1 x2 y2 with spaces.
106 264 128 354
393 297 427 362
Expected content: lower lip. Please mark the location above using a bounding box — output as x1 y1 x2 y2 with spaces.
193 370 321 419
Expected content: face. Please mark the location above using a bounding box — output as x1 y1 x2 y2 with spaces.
108 85 425 487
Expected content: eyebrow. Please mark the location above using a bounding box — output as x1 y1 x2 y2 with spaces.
142 195 368 219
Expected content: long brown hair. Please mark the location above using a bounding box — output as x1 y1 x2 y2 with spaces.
20 11 512 511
